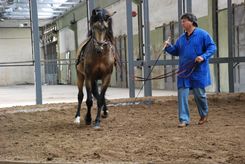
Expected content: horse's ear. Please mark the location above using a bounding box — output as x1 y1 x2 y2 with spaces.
106 16 114 42
105 11 116 22
92 8 99 16
92 8 97 16
109 11 116 17
90 9 98 26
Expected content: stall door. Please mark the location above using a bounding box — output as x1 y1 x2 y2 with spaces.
44 42 58 85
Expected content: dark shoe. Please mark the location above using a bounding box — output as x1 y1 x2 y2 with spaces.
198 116 208 125
178 122 188 128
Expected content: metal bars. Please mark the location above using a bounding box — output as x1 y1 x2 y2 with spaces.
126 0 135 97
228 0 235 92
30 0 42 104
142 0 152 97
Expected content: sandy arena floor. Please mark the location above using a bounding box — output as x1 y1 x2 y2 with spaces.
0 93 245 164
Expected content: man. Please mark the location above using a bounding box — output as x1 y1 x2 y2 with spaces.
164 13 217 127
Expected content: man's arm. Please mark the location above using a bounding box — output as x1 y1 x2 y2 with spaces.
163 39 180 56
200 33 217 61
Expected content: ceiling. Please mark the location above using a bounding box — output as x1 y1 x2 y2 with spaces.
0 0 83 26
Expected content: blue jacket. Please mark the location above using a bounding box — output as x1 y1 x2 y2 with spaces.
165 28 217 89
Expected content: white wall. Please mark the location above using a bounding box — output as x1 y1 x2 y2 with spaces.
104 0 209 36
59 27 76 53
72 0 217 45
218 0 244 10
77 18 88 45
58 27 76 84
0 28 35 85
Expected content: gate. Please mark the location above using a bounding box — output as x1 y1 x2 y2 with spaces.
44 42 58 85
114 35 128 88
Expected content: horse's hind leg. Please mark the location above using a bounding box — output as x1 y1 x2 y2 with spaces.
74 73 84 124
94 75 111 128
92 80 108 118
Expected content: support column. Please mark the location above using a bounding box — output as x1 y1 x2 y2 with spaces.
86 0 95 33
209 0 220 92
30 0 42 104
178 0 192 35
227 0 234 92
142 0 152 97
178 0 183 35
126 0 135 97
70 13 78 51
186 0 192 13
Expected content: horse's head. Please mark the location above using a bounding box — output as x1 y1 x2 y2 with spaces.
90 8 116 45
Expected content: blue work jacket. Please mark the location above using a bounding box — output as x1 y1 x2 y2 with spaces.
165 28 217 89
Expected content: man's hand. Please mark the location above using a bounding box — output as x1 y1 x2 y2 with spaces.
163 37 171 49
163 40 170 48
195 56 204 63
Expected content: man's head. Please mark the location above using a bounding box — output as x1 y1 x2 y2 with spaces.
181 13 198 31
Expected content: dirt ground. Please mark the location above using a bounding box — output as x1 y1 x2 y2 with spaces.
0 93 245 164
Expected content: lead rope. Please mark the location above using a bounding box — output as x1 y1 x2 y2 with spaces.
134 60 197 81
134 38 198 99
135 37 171 98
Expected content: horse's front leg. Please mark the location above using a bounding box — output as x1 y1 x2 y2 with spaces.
94 75 111 128
102 101 109 118
85 80 93 125
74 72 84 124
74 90 84 124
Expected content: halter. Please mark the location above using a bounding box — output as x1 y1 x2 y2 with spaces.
93 38 109 52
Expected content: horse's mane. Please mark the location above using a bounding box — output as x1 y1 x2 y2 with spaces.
88 8 114 43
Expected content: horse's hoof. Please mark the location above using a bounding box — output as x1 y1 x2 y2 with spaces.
74 116 80 124
102 113 108 118
93 125 101 129
102 111 109 118
85 121 92 125
93 122 101 129
84 117 92 125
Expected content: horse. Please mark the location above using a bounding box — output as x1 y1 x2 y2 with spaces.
74 8 117 129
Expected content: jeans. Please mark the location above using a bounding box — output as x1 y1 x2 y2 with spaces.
178 87 208 124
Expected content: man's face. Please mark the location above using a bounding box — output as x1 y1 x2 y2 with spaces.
181 18 193 31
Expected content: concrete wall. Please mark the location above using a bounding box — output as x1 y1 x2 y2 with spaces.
218 0 244 9
0 28 34 85
58 27 76 84
150 27 165 90
218 9 229 92
77 18 88 45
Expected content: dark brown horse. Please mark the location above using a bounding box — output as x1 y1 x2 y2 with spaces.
74 8 116 128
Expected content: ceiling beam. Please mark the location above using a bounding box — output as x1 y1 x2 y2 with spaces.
0 0 82 20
